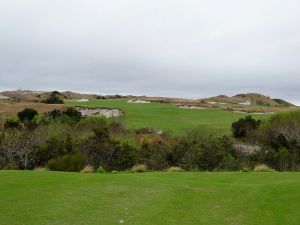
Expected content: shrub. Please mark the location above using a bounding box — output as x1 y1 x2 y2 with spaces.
166 166 184 172
47 152 86 172
47 109 63 119
80 165 95 173
4 163 18 170
35 137 67 166
253 164 276 172
232 116 261 138
63 108 82 122
111 170 119 174
131 164 147 173
17 108 38 122
4 117 21 129
43 92 63 104
96 166 106 174
241 167 251 172
171 131 237 171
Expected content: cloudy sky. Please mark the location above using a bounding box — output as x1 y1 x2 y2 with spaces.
1 0 300 103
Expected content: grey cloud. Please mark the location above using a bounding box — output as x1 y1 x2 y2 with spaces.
0 0 300 104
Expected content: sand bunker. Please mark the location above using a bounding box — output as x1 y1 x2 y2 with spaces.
78 108 123 118
75 99 89 102
239 101 251 105
178 105 206 110
127 100 150 104
209 101 227 105
233 111 274 115
0 95 9 100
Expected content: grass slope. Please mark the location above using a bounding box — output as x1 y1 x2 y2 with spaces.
1 171 300 225
66 99 271 134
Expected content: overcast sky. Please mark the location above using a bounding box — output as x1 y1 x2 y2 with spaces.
1 0 300 103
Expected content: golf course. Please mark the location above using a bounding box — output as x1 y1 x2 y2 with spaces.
67 99 271 134
1 170 300 225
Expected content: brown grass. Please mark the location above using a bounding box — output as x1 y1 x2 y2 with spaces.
253 164 276 172
0 102 67 118
80 165 95 173
166 166 185 172
131 164 147 173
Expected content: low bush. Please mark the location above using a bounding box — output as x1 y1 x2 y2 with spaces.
43 92 64 104
111 170 119 174
80 165 95 173
131 164 147 173
3 163 18 170
241 167 251 172
253 164 276 172
4 117 21 129
47 152 86 172
96 166 106 174
166 166 184 172
17 108 38 123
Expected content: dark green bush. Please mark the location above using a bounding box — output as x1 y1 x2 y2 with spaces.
63 108 82 122
17 108 38 122
4 118 21 129
47 152 86 172
43 92 63 104
96 166 106 173
47 109 63 119
232 116 261 138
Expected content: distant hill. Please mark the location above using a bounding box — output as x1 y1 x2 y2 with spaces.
0 90 296 109
0 90 97 102
272 99 295 107
202 93 295 107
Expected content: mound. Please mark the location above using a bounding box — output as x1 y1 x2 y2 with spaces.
272 99 295 107
203 95 245 104
234 93 280 106
0 90 97 103
200 93 296 109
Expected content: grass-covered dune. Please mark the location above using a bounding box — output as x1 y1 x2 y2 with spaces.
67 99 271 134
1 171 300 225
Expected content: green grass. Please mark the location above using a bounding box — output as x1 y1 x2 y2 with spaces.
1 171 300 225
66 99 271 134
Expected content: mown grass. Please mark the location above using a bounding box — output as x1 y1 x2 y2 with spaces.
66 99 271 134
0 171 300 225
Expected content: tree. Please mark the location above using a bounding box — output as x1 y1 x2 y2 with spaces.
232 116 261 138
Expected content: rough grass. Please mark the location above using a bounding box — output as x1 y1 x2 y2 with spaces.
131 164 147 173
0 102 67 118
80 165 95 173
166 166 185 172
253 164 276 172
0 171 300 225
66 99 271 134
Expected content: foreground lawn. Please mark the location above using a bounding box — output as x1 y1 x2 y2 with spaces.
1 171 300 225
67 99 270 134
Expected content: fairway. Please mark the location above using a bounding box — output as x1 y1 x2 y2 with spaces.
1 171 300 225
67 99 270 134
